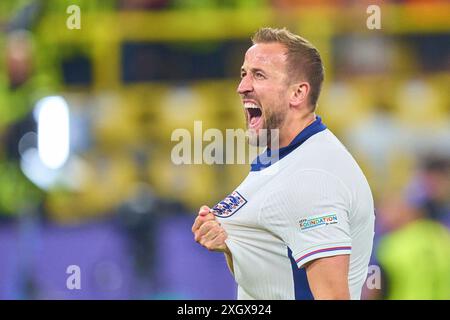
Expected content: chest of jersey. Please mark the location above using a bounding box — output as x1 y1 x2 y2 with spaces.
212 168 295 299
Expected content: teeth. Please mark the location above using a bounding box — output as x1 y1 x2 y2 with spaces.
244 102 260 109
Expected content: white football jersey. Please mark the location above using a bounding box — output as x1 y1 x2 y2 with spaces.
211 117 375 300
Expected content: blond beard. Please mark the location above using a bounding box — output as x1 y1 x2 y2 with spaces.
246 108 284 148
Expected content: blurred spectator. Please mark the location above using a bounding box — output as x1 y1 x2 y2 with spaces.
0 30 45 220
407 155 450 228
372 158 450 299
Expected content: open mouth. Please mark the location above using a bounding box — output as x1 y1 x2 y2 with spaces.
244 102 263 129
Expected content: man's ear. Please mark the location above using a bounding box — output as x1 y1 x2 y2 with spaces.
290 82 310 107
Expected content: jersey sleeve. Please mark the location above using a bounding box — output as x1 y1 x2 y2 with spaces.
259 169 353 269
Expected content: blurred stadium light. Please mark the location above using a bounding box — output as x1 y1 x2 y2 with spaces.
35 96 70 170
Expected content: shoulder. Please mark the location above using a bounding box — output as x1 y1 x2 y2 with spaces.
289 129 368 191
296 129 355 165
261 168 352 215
275 167 351 197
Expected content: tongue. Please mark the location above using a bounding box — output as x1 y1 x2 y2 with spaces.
250 116 261 127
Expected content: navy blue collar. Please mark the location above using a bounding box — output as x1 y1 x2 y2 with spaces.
250 116 327 172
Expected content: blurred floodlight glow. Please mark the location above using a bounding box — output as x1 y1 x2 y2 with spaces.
20 148 58 190
36 96 70 169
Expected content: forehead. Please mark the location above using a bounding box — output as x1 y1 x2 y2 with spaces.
242 42 288 69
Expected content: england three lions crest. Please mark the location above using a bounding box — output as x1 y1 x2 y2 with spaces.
211 191 247 218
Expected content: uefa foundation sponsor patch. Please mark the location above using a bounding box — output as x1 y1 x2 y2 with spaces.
299 213 338 231
210 191 247 218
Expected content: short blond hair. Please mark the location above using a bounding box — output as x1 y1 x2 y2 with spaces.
251 27 324 108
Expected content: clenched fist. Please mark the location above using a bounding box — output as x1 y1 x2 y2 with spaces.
192 205 229 253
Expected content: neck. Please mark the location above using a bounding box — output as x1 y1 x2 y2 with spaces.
277 112 316 148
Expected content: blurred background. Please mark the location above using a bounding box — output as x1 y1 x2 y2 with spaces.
0 0 449 300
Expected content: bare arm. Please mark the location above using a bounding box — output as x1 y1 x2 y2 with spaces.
305 255 350 300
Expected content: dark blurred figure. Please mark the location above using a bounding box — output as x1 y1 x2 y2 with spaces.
117 183 188 297
6 31 34 89
370 156 450 300
0 30 44 220
408 155 450 228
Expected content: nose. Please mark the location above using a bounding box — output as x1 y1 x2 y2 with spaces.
237 74 253 95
